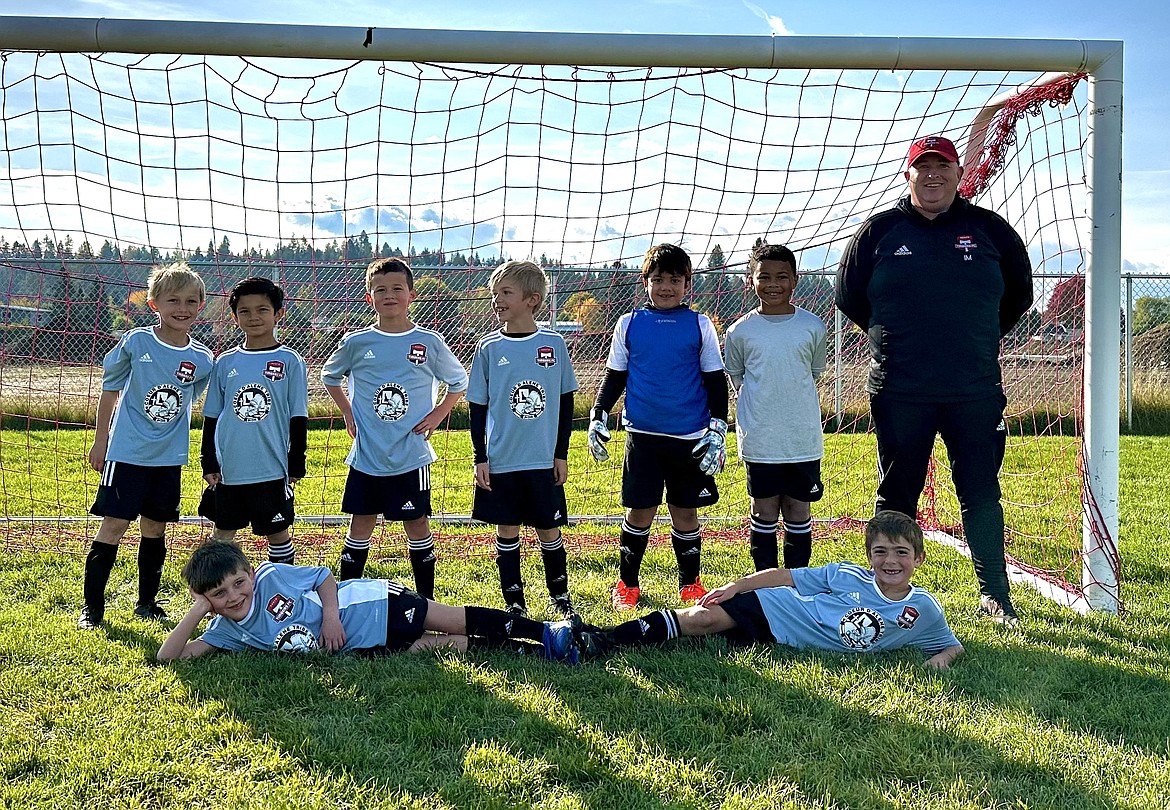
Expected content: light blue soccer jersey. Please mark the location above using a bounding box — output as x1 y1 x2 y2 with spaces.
466 329 578 473
198 563 390 653
754 562 960 655
101 326 214 466
321 325 469 476
203 344 309 485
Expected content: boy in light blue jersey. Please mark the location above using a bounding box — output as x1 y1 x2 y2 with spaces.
724 243 828 571
81 263 215 629
468 261 579 617
587 244 728 611
575 511 964 670
322 258 468 597
157 540 580 663
200 277 309 565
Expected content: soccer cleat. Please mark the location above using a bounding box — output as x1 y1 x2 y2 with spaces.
506 602 529 618
571 615 613 661
549 593 576 618
611 580 640 612
979 594 1021 627
679 579 708 603
541 619 581 664
133 601 170 623
77 605 104 630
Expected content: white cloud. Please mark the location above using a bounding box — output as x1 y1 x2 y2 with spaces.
741 1 794 35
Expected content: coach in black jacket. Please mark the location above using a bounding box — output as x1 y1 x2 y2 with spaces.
835 135 1033 623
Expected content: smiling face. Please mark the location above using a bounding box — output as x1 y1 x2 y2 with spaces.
366 271 417 329
751 259 797 315
644 270 690 309
149 283 204 343
490 279 540 330
232 293 283 347
905 153 964 218
865 533 925 599
201 565 256 622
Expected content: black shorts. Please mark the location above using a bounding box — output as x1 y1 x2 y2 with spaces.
621 431 719 510
381 580 430 652
201 479 294 536
342 466 432 521
90 461 181 522
744 460 824 503
472 468 569 530
715 591 777 645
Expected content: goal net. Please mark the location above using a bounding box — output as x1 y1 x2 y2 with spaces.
0 26 1121 611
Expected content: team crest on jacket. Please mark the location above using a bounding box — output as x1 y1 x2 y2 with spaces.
233 384 272 422
896 605 920 629
263 360 285 381
373 382 409 421
954 235 978 251
535 346 557 367
407 343 428 365
510 380 546 419
266 593 295 622
144 385 183 423
273 624 317 653
174 360 197 383
838 607 884 649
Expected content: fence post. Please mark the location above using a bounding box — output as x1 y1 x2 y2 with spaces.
1125 274 1133 430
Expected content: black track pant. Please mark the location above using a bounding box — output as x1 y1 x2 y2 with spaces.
870 390 1010 602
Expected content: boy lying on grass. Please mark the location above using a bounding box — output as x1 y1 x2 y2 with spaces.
157 540 579 663
575 510 964 670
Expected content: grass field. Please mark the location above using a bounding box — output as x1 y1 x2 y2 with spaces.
1 438 1168 809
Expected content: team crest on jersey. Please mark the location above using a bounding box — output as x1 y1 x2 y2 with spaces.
896 605 920 629
174 360 197 384
263 360 286 381
535 346 557 367
273 624 318 653
838 607 885 650
266 593 295 622
143 385 183 423
407 343 428 365
373 382 409 422
954 235 978 251
233 384 272 422
509 380 546 419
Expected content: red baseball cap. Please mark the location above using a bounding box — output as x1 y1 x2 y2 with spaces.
907 136 960 168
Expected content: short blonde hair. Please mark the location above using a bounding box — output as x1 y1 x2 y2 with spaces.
147 262 206 304
489 260 548 304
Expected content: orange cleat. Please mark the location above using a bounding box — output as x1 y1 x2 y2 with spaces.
678 579 708 603
611 580 641 611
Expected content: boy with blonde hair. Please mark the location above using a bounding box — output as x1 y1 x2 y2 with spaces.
468 260 579 617
322 258 467 598
81 263 214 629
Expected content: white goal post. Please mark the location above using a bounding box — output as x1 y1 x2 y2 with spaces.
0 17 1123 613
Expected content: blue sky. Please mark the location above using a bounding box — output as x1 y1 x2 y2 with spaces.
1 0 1164 273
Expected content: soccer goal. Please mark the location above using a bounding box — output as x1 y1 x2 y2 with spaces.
0 18 1122 613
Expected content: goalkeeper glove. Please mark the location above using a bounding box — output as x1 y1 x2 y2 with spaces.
587 408 612 462
692 418 728 475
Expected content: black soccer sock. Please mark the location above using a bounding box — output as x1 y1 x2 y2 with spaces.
495 535 525 611
671 526 702 587
464 605 545 643
83 541 118 612
749 516 779 571
782 518 813 569
618 520 651 588
339 535 370 580
612 609 680 647
408 534 436 600
137 535 167 606
267 539 295 565
539 532 569 599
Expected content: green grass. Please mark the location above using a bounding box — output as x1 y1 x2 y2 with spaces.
1 439 1169 809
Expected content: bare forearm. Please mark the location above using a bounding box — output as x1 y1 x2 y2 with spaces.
925 644 964 670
